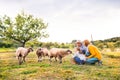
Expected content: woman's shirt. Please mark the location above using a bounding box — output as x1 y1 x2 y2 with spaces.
87 44 102 60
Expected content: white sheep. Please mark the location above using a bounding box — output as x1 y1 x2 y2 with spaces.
15 47 33 65
49 48 72 63
36 48 49 62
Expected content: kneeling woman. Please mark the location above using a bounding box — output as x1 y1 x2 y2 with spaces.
84 40 102 65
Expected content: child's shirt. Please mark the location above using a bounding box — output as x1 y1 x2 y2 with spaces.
73 51 86 61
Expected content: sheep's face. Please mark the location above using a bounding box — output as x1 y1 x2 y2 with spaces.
38 48 44 53
66 50 72 54
28 47 33 52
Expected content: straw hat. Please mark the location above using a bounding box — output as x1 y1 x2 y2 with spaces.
76 40 82 44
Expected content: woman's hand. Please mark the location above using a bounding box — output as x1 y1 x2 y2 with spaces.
86 57 89 59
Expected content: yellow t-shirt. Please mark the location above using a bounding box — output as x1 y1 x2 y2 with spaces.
88 45 102 60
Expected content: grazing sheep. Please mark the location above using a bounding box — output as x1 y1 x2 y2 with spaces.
49 48 72 63
16 47 33 65
36 48 49 62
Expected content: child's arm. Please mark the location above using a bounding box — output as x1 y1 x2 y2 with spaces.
72 52 78 58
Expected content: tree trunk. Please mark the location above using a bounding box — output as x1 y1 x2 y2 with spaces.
21 42 25 47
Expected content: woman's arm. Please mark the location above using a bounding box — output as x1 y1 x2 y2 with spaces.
87 45 96 58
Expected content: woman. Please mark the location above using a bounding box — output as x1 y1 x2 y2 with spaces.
84 40 102 65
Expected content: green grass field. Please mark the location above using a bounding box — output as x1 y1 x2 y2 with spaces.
0 48 16 53
0 50 120 80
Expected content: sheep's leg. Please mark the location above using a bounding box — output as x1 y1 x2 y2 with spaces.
17 56 19 60
23 56 26 62
18 57 22 65
49 56 53 62
18 57 20 65
43 55 45 61
55 57 57 62
18 53 23 65
58 55 62 64
38 56 40 62
38 56 42 62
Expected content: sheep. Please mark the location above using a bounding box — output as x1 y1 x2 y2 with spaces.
15 47 33 65
36 48 49 62
49 48 72 63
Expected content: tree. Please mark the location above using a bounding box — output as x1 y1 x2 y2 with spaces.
114 41 120 48
97 43 104 50
0 12 48 47
107 42 115 52
71 40 77 44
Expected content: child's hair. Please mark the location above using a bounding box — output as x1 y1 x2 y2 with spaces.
76 47 82 54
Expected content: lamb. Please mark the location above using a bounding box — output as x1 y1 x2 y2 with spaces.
15 47 33 65
36 48 49 62
49 48 72 63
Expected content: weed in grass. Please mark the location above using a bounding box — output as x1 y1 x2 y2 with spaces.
62 70 76 80
21 69 37 74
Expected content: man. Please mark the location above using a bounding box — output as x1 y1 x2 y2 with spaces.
71 40 87 65
84 40 102 65
75 40 87 54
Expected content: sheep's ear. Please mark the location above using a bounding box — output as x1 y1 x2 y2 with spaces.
29 47 33 51
38 48 41 50
66 50 72 53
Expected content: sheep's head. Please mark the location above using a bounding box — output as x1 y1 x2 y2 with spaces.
66 49 72 54
28 47 33 52
38 48 44 53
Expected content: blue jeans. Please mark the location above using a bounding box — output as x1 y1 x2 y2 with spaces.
86 58 99 64
74 56 85 65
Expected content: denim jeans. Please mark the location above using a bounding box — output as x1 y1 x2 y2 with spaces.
86 58 99 64
74 56 85 65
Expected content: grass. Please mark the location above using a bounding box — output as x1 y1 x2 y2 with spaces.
103 52 120 58
0 48 16 53
0 51 120 80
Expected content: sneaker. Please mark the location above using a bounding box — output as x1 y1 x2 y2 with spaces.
98 60 102 66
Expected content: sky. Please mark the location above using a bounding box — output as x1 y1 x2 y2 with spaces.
0 0 120 43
